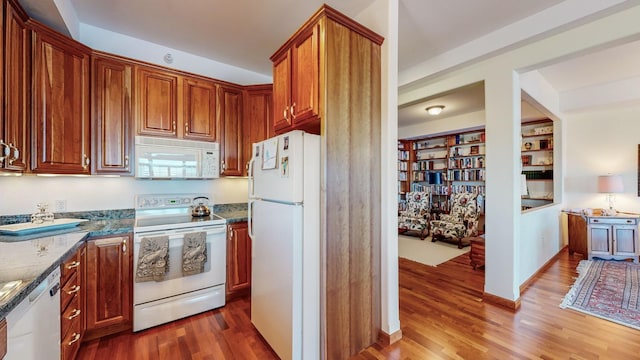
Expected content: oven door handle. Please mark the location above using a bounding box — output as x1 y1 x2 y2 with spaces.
134 227 226 243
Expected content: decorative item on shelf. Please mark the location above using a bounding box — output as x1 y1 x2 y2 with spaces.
521 174 529 198
524 142 533 150
521 155 532 166
425 105 444 116
597 174 624 213
539 139 549 150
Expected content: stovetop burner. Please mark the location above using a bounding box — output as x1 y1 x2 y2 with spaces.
134 194 226 233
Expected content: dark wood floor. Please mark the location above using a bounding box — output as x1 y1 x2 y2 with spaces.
78 249 640 359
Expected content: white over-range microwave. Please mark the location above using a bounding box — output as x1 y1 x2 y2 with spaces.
134 136 220 179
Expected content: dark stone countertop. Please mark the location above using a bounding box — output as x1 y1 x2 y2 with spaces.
0 217 134 321
213 203 248 223
0 231 88 320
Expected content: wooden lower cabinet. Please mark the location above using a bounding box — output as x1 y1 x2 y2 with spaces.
60 243 85 360
0 318 6 360
226 222 251 300
84 234 132 341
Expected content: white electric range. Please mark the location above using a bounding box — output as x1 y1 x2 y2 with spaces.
132 193 227 332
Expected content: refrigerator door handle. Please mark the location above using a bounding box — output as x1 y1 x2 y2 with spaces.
248 199 255 259
248 153 256 198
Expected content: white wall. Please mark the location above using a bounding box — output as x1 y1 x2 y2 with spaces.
398 4 640 301
564 103 640 212
399 110 484 140
0 176 248 215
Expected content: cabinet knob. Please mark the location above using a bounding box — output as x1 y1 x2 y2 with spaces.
82 155 91 169
67 308 81 320
7 144 19 164
122 238 127 253
172 121 177 135
593 219 598 222
290 102 296 118
65 285 81 295
68 333 81 346
124 155 129 167
283 106 288 120
0 140 5 165
65 261 80 270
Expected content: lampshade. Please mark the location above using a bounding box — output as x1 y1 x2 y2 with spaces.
597 175 624 193
426 105 444 116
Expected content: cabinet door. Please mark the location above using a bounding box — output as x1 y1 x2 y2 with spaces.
92 54 134 175
227 222 251 298
31 24 91 174
218 85 243 176
613 224 638 257
589 224 612 257
85 236 132 337
290 24 319 127
136 66 178 137
272 50 292 133
243 85 272 176
2 2 30 172
183 77 217 142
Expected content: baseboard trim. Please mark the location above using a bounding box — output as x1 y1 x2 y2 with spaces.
377 328 403 347
483 292 521 311
519 245 568 295
482 246 569 311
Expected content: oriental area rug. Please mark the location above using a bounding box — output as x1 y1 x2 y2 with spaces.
560 259 640 330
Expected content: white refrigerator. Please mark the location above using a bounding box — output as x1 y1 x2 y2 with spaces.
248 130 320 360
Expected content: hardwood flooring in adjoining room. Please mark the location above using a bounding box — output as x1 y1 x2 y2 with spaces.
356 250 640 359
78 250 640 359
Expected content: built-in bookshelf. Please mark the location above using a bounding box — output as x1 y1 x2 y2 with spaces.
399 129 486 214
398 140 411 212
521 119 554 210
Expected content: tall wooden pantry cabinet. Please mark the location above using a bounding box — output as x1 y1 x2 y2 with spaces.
271 5 384 358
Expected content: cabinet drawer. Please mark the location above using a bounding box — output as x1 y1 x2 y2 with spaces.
61 272 81 311
61 251 81 286
61 316 82 360
589 218 638 225
61 294 81 338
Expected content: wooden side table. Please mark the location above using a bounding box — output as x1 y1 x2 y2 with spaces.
469 236 485 270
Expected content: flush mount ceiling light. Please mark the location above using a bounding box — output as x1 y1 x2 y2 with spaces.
426 105 445 116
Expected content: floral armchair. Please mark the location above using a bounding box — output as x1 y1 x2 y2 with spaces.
430 192 479 248
398 191 431 240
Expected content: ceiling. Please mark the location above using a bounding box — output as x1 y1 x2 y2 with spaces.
16 0 640 127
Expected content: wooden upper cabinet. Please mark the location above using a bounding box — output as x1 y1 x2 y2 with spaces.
136 66 179 138
92 53 134 175
290 25 319 127
183 78 217 142
272 51 291 132
2 0 30 172
30 21 91 174
218 84 243 176
243 85 273 176
271 23 320 135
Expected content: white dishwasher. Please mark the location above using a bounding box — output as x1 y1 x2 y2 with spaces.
4 268 61 360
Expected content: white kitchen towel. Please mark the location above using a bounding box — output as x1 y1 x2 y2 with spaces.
135 235 169 282
182 231 207 276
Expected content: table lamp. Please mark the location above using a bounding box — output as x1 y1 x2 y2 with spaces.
597 175 623 211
